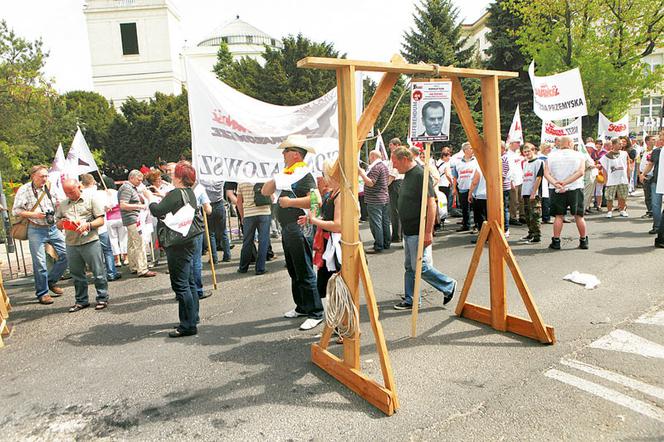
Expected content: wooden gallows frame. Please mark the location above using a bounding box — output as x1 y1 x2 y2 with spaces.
297 54 555 416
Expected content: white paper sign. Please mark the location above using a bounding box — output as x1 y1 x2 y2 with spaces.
186 60 344 183
409 81 452 142
540 118 583 148
506 105 523 145
529 61 588 120
597 112 629 139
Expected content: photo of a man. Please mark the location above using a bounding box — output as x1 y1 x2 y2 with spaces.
410 81 452 142
419 101 446 137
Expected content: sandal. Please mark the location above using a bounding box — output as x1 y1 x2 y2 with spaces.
68 304 89 313
95 302 108 310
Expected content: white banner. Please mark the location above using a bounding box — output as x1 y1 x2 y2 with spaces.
529 61 588 121
186 60 344 183
409 81 452 142
540 118 583 148
506 105 523 145
66 127 99 176
597 112 629 139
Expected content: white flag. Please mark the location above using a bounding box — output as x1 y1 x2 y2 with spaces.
506 105 523 145
540 118 583 148
66 127 98 176
597 112 629 139
48 143 67 200
375 130 388 160
529 61 588 121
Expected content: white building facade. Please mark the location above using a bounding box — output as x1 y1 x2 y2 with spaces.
84 0 282 109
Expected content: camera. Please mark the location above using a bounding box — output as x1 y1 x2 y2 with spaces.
44 210 55 226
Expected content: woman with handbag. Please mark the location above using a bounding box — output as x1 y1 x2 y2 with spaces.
147 161 203 338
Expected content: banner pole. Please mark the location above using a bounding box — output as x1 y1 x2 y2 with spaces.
202 211 217 289
96 170 108 190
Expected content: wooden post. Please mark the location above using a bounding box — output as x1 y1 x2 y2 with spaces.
334 66 362 370
202 211 217 290
410 142 432 337
480 76 507 332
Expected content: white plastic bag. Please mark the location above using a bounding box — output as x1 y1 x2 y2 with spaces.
563 271 601 289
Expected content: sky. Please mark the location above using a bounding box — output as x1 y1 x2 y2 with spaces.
0 0 491 93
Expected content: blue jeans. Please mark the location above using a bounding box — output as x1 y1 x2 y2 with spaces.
651 182 662 229
366 203 391 251
98 231 119 279
207 202 231 262
282 223 323 319
28 225 68 298
67 240 108 305
239 214 271 273
165 240 199 332
403 234 455 305
192 234 204 298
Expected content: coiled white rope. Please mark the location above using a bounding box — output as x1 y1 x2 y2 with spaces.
325 272 359 338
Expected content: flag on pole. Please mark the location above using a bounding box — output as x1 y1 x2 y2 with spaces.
48 143 67 200
66 127 98 176
506 105 523 145
375 130 388 160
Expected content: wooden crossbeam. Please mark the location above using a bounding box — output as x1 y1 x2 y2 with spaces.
298 57 518 80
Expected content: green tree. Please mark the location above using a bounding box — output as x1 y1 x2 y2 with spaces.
61 90 116 151
0 20 65 182
401 0 481 151
106 91 191 170
214 34 341 105
484 0 540 143
506 0 664 135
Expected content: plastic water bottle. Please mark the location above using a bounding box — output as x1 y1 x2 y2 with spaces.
300 188 320 237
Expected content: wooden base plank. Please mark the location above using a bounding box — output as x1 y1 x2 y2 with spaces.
459 303 555 344
312 344 396 415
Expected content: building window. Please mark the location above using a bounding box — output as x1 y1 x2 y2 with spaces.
246 35 253 44
641 96 663 118
271 38 276 46
120 23 139 55
222 36 228 43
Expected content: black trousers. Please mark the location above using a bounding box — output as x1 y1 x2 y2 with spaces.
388 180 402 242
472 198 487 229
459 191 471 228
281 223 323 319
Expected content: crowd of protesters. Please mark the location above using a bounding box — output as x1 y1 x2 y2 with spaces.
9 130 664 336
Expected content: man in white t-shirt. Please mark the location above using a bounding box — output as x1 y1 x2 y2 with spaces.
543 136 588 250
599 138 630 218
506 141 525 225
452 142 478 232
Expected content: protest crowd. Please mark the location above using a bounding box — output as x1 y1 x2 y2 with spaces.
10 129 664 337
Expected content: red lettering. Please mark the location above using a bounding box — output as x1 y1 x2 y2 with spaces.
211 110 249 133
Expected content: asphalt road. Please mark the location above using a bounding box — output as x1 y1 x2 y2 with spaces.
1 191 663 441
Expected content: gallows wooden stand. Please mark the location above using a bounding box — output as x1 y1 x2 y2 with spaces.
297 55 555 416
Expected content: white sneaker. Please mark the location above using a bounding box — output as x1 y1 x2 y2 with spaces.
605 212 613 218
505 230 510 238
299 318 323 330
620 210 629 217
284 309 307 318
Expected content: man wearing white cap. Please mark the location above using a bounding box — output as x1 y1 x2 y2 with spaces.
262 134 324 330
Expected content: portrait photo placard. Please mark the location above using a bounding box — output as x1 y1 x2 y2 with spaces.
409 81 452 143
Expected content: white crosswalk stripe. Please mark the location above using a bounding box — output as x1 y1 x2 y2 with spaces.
589 329 664 359
636 310 664 326
544 309 664 424
544 369 664 424
560 359 664 401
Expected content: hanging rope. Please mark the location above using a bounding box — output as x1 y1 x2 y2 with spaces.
358 77 412 144
325 272 359 338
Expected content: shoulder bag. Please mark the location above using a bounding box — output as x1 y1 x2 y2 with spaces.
157 189 204 249
10 190 47 241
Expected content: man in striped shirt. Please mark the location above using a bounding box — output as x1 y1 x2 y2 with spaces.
359 150 392 253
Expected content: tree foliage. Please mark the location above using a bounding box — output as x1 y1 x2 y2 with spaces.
401 0 482 151
506 0 664 129
106 91 191 172
484 0 540 142
214 34 341 105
